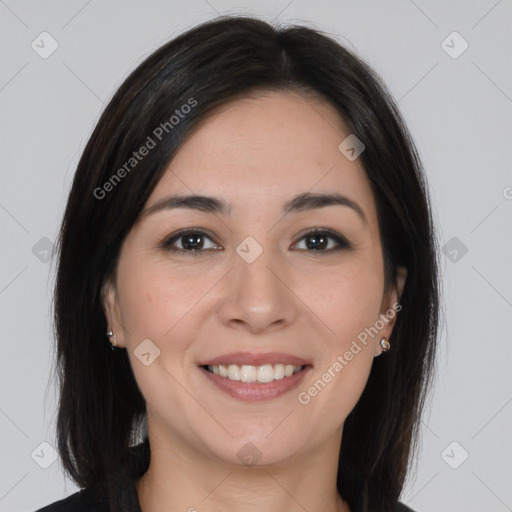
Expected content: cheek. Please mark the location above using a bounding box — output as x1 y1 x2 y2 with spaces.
296 267 380 437
115 258 202 414
293 257 383 414
116 254 200 342
298 258 384 345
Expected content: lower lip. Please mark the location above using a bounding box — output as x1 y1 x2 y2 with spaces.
199 365 312 402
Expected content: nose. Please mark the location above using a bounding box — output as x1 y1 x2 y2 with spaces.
216 243 299 334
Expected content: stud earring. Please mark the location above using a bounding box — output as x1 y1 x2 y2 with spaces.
107 329 118 351
380 337 391 352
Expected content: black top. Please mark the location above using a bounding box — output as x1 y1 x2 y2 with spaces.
35 439 416 512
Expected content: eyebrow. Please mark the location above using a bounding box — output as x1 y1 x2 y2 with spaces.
143 192 367 224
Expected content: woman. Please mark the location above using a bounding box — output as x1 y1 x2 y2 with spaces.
37 14 440 512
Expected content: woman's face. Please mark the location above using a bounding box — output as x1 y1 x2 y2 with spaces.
104 90 406 467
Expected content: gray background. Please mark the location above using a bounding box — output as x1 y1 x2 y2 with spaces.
1 1 511 511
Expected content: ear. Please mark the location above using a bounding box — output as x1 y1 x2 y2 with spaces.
101 278 126 348
374 266 407 356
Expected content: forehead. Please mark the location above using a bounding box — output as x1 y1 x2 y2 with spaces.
147 90 377 223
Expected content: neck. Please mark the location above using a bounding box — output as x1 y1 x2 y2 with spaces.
135 416 351 512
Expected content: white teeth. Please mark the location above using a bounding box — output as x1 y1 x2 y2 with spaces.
256 364 274 383
240 365 256 382
274 364 285 380
206 363 303 383
284 364 294 377
227 365 240 380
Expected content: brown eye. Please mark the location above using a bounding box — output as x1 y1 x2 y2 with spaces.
160 228 350 256
293 230 351 253
161 229 220 254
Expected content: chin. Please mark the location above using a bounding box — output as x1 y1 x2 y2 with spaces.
201 435 300 468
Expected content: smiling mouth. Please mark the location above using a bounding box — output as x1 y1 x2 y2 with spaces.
201 363 308 383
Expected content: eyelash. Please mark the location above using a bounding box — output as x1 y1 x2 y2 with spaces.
159 227 351 256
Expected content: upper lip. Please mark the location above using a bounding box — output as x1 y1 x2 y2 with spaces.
198 352 312 367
